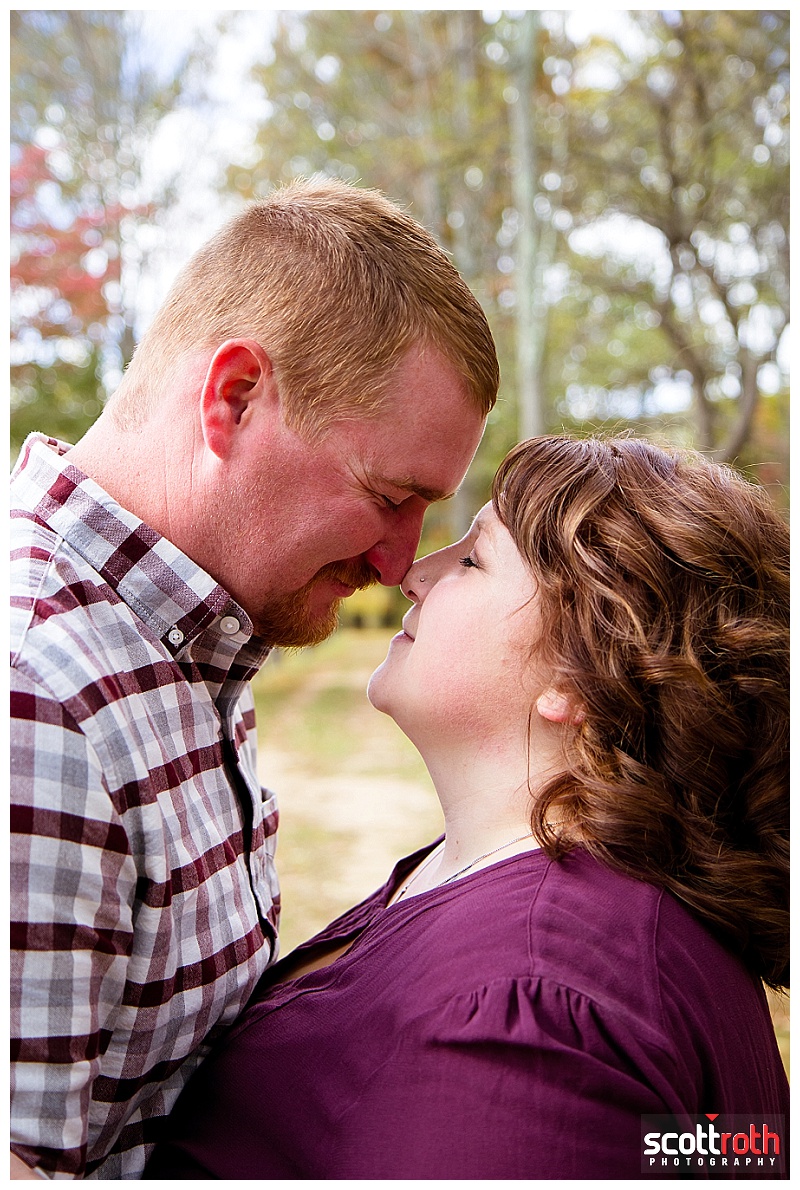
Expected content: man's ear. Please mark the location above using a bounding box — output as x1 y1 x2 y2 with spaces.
536 688 585 726
199 339 277 459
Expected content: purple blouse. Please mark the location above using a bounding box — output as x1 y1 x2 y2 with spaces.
146 843 788 1179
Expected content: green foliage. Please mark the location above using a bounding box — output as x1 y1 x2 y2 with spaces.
9 10 789 495
11 350 104 462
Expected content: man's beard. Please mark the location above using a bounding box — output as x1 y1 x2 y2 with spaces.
253 557 380 648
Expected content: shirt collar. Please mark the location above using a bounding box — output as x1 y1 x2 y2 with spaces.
12 434 273 680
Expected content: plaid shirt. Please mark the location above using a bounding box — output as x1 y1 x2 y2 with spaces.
10 435 279 1179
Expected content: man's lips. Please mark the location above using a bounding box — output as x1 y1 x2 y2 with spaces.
313 558 380 595
329 579 356 597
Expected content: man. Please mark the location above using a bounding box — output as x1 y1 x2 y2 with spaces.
10 178 497 1179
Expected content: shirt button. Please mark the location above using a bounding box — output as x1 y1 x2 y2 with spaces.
220 615 241 636
167 627 185 646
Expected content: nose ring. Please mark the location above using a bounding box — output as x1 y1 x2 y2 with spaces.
418 576 426 583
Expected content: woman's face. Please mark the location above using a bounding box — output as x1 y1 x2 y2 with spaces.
368 503 546 746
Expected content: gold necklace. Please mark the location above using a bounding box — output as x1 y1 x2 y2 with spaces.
393 832 535 903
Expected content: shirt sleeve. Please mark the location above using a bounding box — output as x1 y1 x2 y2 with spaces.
434 976 681 1175
11 665 136 1178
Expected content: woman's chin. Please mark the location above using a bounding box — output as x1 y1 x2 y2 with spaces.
367 662 412 731
366 664 391 713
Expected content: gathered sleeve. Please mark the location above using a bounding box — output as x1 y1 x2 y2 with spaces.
333 974 687 1179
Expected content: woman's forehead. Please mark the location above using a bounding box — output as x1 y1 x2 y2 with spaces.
469 501 495 533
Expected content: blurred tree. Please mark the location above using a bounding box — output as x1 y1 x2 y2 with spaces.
19 12 784 484
508 11 542 439
217 10 553 523
10 10 182 458
558 9 789 463
220 8 787 487
10 351 106 456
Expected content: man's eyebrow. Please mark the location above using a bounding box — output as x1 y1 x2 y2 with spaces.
375 475 456 503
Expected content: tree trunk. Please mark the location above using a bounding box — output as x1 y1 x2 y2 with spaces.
508 11 543 441
447 11 483 535
714 350 760 464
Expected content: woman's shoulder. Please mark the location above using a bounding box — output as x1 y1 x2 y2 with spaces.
530 847 751 985
417 847 758 1037
422 847 782 1111
510 847 750 1000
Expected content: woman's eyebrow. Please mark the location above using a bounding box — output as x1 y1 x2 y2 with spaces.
469 516 501 556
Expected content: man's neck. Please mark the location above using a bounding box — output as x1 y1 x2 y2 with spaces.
68 417 163 524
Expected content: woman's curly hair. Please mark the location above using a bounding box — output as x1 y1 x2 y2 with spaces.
493 436 789 988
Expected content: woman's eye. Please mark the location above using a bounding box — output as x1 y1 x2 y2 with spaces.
381 494 402 510
459 556 478 569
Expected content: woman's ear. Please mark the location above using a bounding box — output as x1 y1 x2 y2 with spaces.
536 688 585 726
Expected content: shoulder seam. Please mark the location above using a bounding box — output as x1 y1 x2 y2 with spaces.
11 532 64 669
651 888 670 1037
432 972 680 1067
526 857 553 973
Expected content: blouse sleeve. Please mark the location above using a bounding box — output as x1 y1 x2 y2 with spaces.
335 975 685 1179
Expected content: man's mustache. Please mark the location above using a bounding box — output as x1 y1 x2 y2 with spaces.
314 558 381 591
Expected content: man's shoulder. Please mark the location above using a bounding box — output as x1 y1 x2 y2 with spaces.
11 501 59 573
11 498 82 588
11 508 145 698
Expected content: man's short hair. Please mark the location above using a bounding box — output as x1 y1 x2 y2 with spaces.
112 178 499 434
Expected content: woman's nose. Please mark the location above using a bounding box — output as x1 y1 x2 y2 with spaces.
400 555 432 603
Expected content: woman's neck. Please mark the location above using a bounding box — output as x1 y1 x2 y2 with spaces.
412 729 565 883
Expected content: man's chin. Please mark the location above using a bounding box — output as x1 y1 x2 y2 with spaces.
251 562 378 648
253 598 343 649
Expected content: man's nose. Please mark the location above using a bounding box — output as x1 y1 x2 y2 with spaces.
363 502 427 587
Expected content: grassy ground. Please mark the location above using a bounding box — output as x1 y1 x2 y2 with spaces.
252 627 789 1078
252 629 442 952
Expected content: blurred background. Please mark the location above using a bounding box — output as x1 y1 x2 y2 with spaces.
10 9 789 1070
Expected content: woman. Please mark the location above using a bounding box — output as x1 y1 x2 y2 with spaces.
146 436 789 1180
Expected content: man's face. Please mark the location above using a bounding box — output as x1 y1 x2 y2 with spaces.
228 345 486 647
